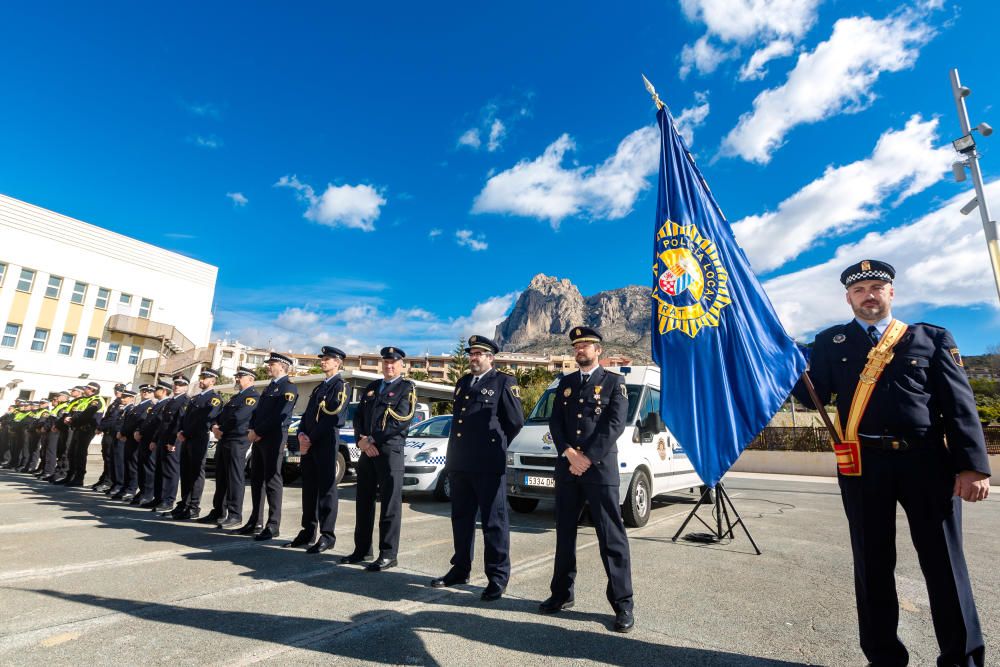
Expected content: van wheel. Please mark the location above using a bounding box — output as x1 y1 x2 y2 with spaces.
622 470 651 528
335 451 346 485
508 496 539 513
433 472 451 502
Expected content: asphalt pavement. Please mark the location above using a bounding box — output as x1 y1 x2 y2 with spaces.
1 457 997 666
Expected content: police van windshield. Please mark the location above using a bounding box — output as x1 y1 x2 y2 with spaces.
526 385 643 423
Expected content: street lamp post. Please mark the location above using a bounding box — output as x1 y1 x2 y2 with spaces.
949 68 1000 305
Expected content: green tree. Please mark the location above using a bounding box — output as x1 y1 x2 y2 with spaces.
253 365 270 381
446 338 470 384
408 370 430 382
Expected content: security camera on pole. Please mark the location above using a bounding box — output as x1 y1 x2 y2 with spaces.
949 68 1000 305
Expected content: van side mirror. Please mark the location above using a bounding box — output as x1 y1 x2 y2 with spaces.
639 411 666 435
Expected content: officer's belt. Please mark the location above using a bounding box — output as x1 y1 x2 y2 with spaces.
859 435 912 451
831 319 909 476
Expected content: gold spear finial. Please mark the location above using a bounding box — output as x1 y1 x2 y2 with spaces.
641 74 664 110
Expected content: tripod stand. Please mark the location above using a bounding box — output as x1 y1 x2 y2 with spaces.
671 483 761 555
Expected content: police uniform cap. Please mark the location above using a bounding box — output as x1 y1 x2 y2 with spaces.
318 346 346 360
266 352 293 366
840 259 895 287
73 385 87 391
56 390 70 397
380 346 406 360
199 367 221 379
114 382 126 391
139 384 155 393
86 381 101 392
465 335 499 354
172 375 190 386
569 326 603 345
121 389 137 398
234 366 255 377
156 379 173 390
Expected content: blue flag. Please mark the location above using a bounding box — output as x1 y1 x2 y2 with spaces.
650 106 806 488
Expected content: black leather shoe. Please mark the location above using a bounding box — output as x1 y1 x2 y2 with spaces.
234 522 263 535
129 496 143 506
120 493 135 502
539 597 574 614
366 557 397 572
65 479 83 487
254 527 278 541
153 503 172 512
613 609 635 633
306 536 335 554
339 551 373 564
218 516 242 529
481 581 505 602
430 571 470 588
184 508 200 521
197 512 222 524
95 484 111 493
139 499 159 509
283 532 313 548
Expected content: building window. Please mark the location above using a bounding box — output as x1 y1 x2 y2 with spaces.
0 262 6 286
1 323 20 348
120 293 132 306
45 275 63 299
222 350 233 360
71 281 88 304
106 342 120 362
58 333 76 355
30 328 49 352
95 287 111 309
138 297 153 319
83 337 99 359
16 268 35 293
128 344 141 365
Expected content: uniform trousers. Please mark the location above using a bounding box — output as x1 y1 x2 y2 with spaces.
158 440 181 507
248 432 285 531
137 440 158 502
109 437 125 493
55 428 70 475
839 446 984 667
551 475 633 613
300 439 339 540
122 437 140 494
25 431 42 471
353 447 403 558
180 434 210 511
69 427 95 483
212 437 250 521
43 430 60 477
98 431 116 484
448 471 510 585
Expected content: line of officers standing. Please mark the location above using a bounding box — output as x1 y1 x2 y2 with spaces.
1 331 636 634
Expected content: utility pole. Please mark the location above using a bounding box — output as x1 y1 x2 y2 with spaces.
949 68 1000 305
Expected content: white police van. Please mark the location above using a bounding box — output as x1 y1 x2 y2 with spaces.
506 365 704 527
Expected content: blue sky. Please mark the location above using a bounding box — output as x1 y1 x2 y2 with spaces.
2 0 998 355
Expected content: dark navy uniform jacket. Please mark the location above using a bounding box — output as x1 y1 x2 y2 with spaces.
122 400 154 439
792 320 990 476
249 376 298 438
156 394 190 445
297 375 349 444
110 403 132 437
180 390 223 440
214 387 261 439
355 378 416 450
139 399 169 443
550 366 629 485
448 369 525 474
98 398 122 432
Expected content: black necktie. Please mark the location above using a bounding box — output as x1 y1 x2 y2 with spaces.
867 325 880 346
471 376 479 386
581 373 590 385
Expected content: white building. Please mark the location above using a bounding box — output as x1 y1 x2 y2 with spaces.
0 194 218 408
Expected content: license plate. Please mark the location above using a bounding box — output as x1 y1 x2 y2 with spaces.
524 475 555 488
287 454 301 464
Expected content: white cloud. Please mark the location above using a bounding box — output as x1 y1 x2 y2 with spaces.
226 192 248 207
679 36 737 79
472 125 659 227
215 292 520 355
188 134 222 149
678 0 819 78
428 228 443 238
722 10 935 163
182 101 222 119
764 180 1000 338
458 128 482 149
275 175 386 232
674 92 711 146
456 229 488 251
738 39 795 81
487 119 506 152
733 115 952 272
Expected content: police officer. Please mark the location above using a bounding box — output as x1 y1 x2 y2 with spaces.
341 346 416 571
0 404 15 467
52 387 85 483
116 384 154 501
286 346 350 553
791 259 990 667
62 382 107 486
93 383 125 491
209 366 260 529
240 353 297 540
430 335 524 600
104 389 134 495
134 379 171 505
172 368 223 520
540 327 634 633
153 375 191 513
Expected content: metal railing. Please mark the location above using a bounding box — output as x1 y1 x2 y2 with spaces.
747 426 1000 455
106 314 195 354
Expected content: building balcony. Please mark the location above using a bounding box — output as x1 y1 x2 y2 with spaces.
106 314 195 354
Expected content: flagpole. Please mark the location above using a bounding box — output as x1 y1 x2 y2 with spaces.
641 74 664 111
800 372 841 444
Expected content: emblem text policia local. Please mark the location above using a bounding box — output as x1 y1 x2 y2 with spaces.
652 220 731 338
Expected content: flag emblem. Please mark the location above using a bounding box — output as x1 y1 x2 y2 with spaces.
652 220 731 338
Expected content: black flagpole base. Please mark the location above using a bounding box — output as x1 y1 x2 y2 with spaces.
670 483 762 555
